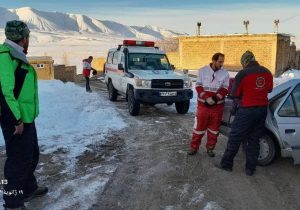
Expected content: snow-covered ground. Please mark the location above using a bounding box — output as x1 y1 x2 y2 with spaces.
37 80 126 169
0 80 127 209
0 80 126 169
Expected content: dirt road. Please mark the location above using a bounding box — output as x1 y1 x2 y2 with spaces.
1 78 300 210
90 79 300 210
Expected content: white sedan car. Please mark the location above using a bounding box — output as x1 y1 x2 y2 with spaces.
220 79 300 166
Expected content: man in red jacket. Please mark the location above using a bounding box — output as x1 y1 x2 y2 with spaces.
188 53 230 157
217 51 273 176
83 56 97 92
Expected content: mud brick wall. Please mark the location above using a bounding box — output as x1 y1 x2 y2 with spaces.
178 34 281 75
93 57 106 73
29 58 54 80
167 52 180 69
54 65 77 82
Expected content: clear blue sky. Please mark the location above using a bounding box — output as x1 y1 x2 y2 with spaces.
1 0 300 35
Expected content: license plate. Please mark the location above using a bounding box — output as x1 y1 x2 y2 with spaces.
159 91 177 97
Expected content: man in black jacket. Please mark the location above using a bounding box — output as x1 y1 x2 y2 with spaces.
216 51 273 176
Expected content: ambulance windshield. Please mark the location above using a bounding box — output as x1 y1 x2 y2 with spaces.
128 53 171 70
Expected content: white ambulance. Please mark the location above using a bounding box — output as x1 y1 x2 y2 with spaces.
104 40 193 116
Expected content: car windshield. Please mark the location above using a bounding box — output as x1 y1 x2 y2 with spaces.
128 53 171 70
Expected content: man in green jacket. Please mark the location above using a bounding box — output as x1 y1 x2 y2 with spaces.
0 20 48 210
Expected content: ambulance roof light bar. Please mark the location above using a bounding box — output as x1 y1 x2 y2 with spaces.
123 40 155 47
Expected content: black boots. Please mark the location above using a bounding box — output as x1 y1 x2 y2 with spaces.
24 186 49 202
187 149 197 156
214 162 232 172
207 150 215 157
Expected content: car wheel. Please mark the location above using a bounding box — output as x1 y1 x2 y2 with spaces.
257 134 276 166
128 87 140 116
108 80 118 101
175 100 190 114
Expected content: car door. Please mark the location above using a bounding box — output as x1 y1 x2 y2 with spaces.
119 53 128 93
219 78 235 137
105 51 119 89
219 96 235 137
274 83 300 164
111 51 122 91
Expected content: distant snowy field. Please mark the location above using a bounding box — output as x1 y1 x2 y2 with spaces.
0 6 186 74
0 29 124 73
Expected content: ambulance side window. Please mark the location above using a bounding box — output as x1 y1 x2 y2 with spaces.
112 52 119 65
120 54 125 64
107 52 114 64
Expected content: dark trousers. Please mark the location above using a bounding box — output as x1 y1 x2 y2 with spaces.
85 76 91 92
221 106 267 171
1 121 39 208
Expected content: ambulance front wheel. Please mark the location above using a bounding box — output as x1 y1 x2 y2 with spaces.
108 80 118 101
175 100 190 114
128 87 140 116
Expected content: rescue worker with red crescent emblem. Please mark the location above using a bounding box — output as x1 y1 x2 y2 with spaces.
188 53 230 157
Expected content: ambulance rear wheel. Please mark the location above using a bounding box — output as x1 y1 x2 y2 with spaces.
128 88 140 116
108 80 117 101
175 100 190 114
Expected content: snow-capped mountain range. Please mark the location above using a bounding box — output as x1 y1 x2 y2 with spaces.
0 7 186 39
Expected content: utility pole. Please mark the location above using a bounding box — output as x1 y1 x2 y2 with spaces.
243 20 250 34
274 19 280 33
197 22 201 35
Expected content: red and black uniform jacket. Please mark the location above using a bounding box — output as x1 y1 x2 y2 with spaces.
232 61 273 107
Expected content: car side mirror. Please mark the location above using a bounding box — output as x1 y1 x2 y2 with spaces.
171 64 175 70
183 69 189 74
118 63 124 71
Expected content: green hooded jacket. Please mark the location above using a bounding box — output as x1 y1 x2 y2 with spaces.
0 43 39 124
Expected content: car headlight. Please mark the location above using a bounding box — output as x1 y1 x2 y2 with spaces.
135 78 152 88
184 78 192 88
142 80 152 88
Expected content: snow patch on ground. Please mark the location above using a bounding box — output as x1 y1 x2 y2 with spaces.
164 206 176 210
203 201 224 210
188 189 205 205
42 165 117 210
